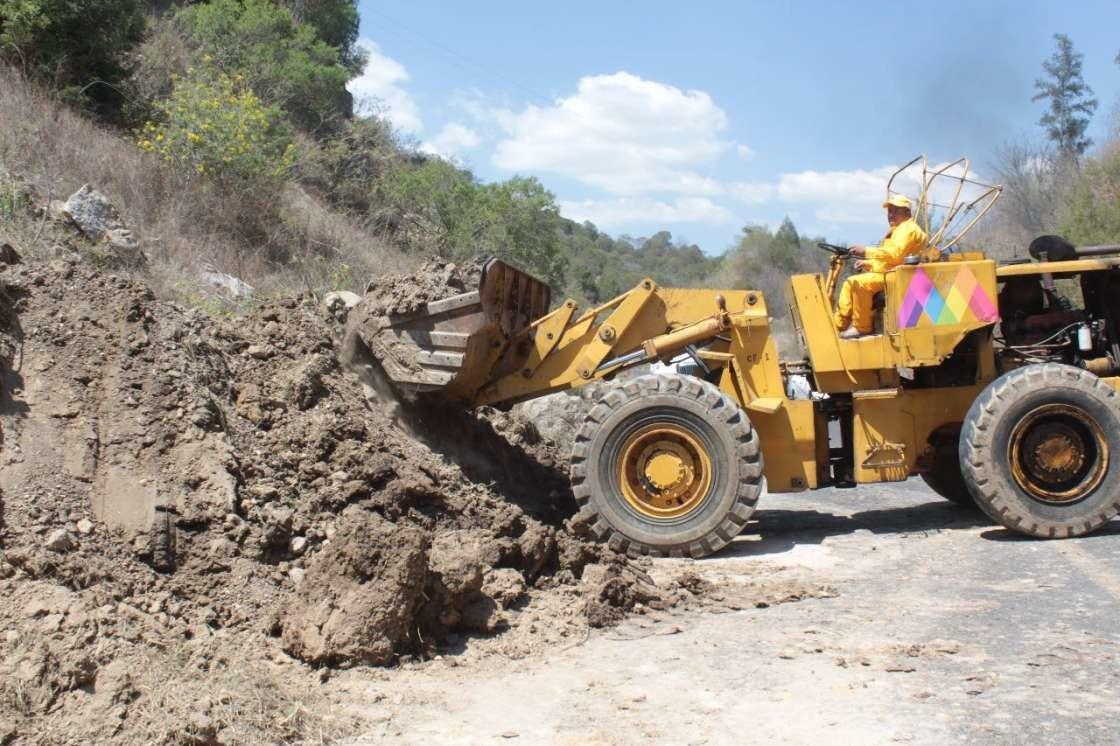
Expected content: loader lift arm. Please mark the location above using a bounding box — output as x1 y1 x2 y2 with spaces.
476 281 735 406
351 258 755 408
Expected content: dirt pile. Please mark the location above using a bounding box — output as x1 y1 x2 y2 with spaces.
0 256 668 743
359 258 482 317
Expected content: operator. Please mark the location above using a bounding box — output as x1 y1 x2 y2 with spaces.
834 195 928 339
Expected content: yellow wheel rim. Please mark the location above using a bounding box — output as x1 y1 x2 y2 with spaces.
1009 403 1109 503
618 423 713 519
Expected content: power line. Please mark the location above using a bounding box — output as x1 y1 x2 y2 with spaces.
362 7 556 108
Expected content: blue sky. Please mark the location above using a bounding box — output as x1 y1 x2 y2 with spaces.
350 1 1120 253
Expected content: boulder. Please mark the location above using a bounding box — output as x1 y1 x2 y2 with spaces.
321 291 362 323
279 509 428 666
0 241 20 265
62 185 146 267
44 529 73 552
202 266 255 300
62 184 124 242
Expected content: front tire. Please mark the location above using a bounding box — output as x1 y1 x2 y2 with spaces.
960 363 1120 537
569 374 762 558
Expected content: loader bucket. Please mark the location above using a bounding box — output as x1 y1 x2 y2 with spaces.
353 258 552 400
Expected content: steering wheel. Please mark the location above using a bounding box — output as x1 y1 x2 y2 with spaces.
817 242 849 256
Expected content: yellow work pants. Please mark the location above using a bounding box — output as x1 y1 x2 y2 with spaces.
833 272 883 333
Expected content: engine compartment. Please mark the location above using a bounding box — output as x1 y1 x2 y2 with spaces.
995 269 1120 377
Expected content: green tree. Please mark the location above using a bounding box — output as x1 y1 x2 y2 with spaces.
769 216 803 272
0 0 144 114
1032 34 1098 160
380 158 483 250
1062 143 1120 245
481 177 564 288
553 220 720 305
712 219 821 318
282 0 365 73
379 159 565 287
175 0 352 133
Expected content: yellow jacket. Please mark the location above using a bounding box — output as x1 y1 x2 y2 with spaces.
863 218 927 273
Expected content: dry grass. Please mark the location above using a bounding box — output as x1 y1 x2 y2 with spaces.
0 66 415 308
128 641 358 745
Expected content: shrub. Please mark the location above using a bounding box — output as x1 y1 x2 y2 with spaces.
0 65 409 305
379 159 566 287
0 0 144 115
175 0 353 134
296 116 403 213
125 15 193 125
282 0 364 74
138 66 297 192
1062 142 1120 246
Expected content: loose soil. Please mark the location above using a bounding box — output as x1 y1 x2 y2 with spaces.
0 255 676 743
0 254 842 744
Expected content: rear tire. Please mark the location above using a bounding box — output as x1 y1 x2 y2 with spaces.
960 363 1120 537
920 433 977 509
569 374 762 558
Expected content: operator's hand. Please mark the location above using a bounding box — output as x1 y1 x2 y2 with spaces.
848 245 867 258
854 260 871 272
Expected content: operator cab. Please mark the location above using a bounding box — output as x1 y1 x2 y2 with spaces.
818 155 1003 342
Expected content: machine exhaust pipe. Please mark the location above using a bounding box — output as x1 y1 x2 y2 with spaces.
1029 235 1120 261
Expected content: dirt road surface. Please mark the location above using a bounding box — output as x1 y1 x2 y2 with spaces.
333 481 1120 745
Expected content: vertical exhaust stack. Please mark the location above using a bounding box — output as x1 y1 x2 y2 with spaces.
349 258 552 402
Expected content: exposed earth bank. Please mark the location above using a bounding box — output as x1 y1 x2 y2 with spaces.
0 255 690 743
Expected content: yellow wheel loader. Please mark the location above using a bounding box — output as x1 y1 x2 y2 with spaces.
352 157 1120 558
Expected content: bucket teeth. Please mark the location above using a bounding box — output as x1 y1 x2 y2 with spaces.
353 258 551 399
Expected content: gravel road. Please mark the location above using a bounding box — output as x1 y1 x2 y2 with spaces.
337 480 1120 745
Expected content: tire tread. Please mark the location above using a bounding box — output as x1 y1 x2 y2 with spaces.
569 373 763 559
960 363 1120 536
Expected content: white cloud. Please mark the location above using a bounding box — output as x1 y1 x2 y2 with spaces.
727 165 906 224
775 166 898 221
450 87 504 126
728 181 775 205
347 39 423 134
493 72 734 196
419 123 482 159
723 160 996 234
559 196 735 229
